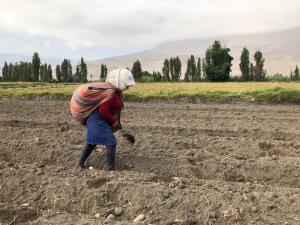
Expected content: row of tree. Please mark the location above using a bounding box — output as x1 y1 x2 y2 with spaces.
1 40 299 82
132 41 233 82
162 57 182 81
1 52 90 83
240 48 266 81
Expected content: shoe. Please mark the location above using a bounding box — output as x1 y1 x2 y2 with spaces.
103 165 115 171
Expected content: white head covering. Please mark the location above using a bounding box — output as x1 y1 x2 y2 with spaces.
105 68 136 91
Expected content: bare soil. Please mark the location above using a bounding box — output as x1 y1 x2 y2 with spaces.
0 98 299 225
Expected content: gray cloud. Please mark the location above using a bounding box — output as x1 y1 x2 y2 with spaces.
0 0 299 59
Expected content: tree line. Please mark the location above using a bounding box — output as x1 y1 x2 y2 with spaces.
1 52 91 83
1 40 299 82
129 40 299 82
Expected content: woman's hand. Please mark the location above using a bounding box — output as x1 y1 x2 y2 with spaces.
112 121 122 133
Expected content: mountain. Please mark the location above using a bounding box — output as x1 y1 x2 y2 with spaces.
88 27 300 78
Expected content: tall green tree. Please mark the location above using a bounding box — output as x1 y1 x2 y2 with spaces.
61 59 70 82
239 47 250 81
80 57 88 82
8 63 13 81
40 64 44 82
2 62 9 81
204 40 233 82
32 52 41 82
202 58 206 80
43 63 49 82
293 65 300 80
12 63 19 81
131 60 142 81
174 57 181 81
249 63 255 81
100 64 108 81
56 65 62 82
184 59 191 82
28 63 32 81
196 57 201 81
185 55 197 81
19 62 26 81
253 50 266 81
67 60 73 82
295 65 299 80
104 65 108 79
169 57 175 81
73 65 80 82
162 59 170 81
47 64 52 82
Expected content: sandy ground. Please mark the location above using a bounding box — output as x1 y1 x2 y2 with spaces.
0 99 299 225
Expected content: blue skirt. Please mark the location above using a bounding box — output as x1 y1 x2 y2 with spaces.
86 111 117 146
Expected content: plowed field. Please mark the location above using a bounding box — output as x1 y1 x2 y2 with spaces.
0 99 299 224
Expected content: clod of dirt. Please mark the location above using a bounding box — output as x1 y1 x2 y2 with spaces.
209 211 218 218
95 213 101 218
251 207 258 213
20 203 30 208
133 214 145 223
169 177 185 189
114 207 123 216
104 214 115 224
162 191 171 199
59 122 70 132
258 142 272 150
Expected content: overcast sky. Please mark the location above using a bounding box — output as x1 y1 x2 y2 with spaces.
0 0 299 60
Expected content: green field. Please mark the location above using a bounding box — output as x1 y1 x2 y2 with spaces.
1 82 300 102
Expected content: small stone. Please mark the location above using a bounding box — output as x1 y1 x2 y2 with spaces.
271 193 279 199
89 166 94 170
174 218 184 223
36 170 43 175
114 207 123 216
177 183 185 189
95 213 101 218
239 207 244 215
222 209 230 217
20 203 30 208
133 214 145 223
104 214 115 224
162 191 170 199
251 207 258 213
209 211 217 218
267 204 276 210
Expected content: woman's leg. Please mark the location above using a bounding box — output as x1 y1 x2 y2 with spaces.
106 145 116 171
77 144 96 167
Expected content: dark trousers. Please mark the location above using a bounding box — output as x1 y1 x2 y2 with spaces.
78 144 116 170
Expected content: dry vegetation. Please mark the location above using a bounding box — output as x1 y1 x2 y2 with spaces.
0 82 300 102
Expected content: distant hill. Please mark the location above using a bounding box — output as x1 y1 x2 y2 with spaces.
88 27 300 78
